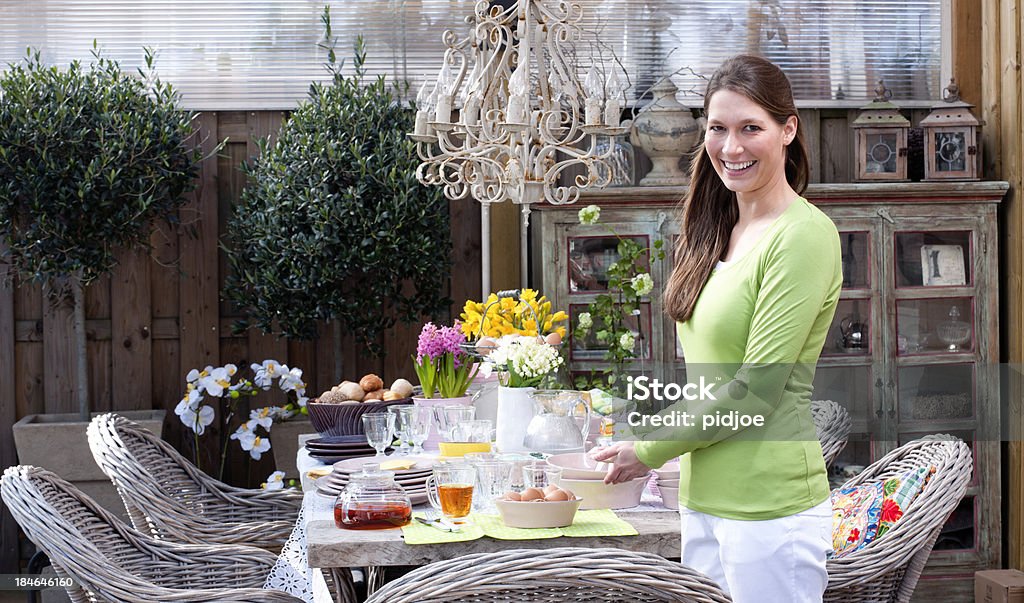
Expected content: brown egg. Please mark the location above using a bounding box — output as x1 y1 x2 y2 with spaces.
504 491 521 501
560 488 576 501
542 484 560 495
544 488 570 502
519 488 544 502
545 332 562 345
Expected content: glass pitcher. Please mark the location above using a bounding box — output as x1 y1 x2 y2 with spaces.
522 390 591 454
334 464 412 530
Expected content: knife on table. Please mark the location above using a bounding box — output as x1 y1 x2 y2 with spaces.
414 516 461 533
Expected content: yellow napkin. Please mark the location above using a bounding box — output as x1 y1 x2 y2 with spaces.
379 459 418 471
306 468 332 479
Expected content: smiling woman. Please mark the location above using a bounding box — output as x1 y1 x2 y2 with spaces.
594 55 841 603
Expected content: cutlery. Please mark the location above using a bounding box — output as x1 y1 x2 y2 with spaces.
415 516 461 533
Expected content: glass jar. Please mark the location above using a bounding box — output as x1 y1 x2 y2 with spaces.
333 464 412 530
591 134 635 187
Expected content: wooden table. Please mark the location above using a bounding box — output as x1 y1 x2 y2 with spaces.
306 510 681 601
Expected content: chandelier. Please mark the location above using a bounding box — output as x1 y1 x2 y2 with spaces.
409 0 625 286
410 0 626 205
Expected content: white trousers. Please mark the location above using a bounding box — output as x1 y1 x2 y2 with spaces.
679 499 833 603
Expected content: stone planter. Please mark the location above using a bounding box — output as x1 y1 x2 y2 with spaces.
630 78 701 185
270 416 317 480
12 409 166 521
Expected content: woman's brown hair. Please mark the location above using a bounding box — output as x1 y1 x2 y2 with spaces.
663 54 810 323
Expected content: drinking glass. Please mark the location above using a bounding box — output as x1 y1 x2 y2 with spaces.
450 419 493 443
361 412 395 459
433 405 476 442
398 405 432 455
425 463 477 523
522 461 562 490
469 460 513 513
388 407 411 456
495 453 533 491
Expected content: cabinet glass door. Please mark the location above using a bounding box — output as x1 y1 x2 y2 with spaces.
894 230 972 288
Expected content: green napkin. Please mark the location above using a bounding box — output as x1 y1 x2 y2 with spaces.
474 514 562 540
400 512 484 545
400 509 639 544
559 509 639 537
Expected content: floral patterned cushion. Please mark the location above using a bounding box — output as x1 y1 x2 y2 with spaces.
829 466 935 558
875 466 934 540
830 481 883 558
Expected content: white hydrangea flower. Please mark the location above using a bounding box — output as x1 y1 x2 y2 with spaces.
631 273 654 296
619 332 635 352
578 204 601 225
577 312 593 330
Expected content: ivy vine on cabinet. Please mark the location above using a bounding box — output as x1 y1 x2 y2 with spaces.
531 182 1008 603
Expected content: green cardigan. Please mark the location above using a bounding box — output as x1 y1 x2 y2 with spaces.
635 197 842 520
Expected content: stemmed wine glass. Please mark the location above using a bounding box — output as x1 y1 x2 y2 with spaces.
361 412 395 459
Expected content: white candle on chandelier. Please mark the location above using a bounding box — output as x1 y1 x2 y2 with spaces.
434 61 455 123
604 69 624 128
584 66 603 126
460 58 483 127
413 80 434 136
507 58 529 124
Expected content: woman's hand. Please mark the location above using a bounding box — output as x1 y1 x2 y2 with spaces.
590 441 651 484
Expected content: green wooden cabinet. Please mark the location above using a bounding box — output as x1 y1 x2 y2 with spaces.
531 182 1008 602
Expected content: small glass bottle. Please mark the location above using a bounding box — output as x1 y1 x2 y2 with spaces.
334 464 412 530
591 134 635 187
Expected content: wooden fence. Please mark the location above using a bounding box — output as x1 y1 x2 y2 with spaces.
0 110 483 572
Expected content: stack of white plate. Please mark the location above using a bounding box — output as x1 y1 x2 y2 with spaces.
654 462 680 510
315 455 437 505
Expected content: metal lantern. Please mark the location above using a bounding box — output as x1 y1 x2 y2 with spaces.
852 80 910 182
919 78 982 181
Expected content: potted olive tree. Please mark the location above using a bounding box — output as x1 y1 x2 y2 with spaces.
1 47 199 511
223 23 451 474
224 32 450 378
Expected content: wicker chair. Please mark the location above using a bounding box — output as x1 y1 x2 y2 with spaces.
364 547 732 603
0 465 302 602
811 399 851 468
825 435 973 603
87 412 303 551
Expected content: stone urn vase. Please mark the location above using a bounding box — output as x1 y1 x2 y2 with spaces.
630 79 701 185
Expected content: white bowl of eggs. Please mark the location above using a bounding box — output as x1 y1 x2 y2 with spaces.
495 485 582 528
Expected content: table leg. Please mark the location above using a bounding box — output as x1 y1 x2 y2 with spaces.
327 568 359 603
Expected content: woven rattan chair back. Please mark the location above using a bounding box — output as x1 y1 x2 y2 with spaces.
825 435 973 603
0 465 301 602
365 547 732 603
810 399 851 468
87 412 302 551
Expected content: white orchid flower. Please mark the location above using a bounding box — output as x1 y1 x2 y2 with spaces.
263 471 286 491
250 407 275 431
238 432 271 460
186 368 201 383
296 395 309 408
231 422 253 441
252 359 282 388
279 367 305 392
179 404 215 435
199 366 232 397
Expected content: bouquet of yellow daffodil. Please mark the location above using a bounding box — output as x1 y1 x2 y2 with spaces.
459 288 568 341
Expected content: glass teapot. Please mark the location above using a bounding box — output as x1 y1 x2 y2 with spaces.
333 464 412 530
523 390 592 454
